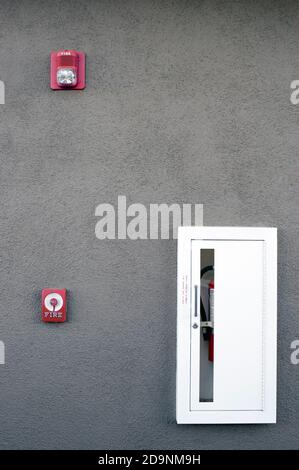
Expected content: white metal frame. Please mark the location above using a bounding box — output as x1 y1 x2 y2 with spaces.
176 227 277 424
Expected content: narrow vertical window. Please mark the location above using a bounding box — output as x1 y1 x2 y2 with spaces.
199 249 214 402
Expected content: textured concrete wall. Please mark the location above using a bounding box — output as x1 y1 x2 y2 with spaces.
0 0 298 449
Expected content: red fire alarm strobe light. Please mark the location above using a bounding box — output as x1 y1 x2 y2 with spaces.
50 50 85 90
42 289 67 322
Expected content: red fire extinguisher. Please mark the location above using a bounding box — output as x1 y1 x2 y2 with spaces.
208 280 214 362
200 266 214 362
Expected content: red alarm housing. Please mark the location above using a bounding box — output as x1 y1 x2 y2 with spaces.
42 288 67 322
50 50 85 90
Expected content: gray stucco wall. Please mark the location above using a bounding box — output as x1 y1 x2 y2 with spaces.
0 0 298 449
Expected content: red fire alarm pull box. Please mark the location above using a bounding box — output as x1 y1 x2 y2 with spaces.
42 289 67 322
50 50 85 90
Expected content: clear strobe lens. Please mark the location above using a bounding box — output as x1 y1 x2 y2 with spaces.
56 68 77 86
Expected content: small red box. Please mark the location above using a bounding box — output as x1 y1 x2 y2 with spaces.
42 289 67 322
50 50 85 90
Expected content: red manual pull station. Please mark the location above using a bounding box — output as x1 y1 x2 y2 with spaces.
50 50 85 90
42 289 67 322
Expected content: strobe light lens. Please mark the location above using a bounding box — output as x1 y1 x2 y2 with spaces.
56 68 77 86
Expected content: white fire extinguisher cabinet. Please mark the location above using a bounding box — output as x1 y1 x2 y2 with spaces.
176 227 277 424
